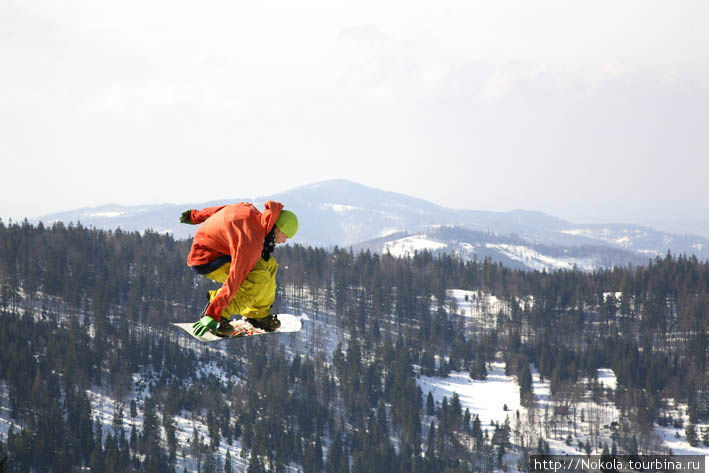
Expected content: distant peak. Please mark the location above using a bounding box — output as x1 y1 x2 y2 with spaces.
296 179 368 190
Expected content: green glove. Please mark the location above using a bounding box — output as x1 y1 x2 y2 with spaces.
192 315 218 336
180 210 193 224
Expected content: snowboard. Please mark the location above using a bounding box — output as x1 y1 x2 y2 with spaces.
173 313 302 342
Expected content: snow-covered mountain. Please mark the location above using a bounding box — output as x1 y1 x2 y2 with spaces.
352 226 650 271
39 179 709 269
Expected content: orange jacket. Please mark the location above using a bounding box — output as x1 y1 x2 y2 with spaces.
187 201 283 320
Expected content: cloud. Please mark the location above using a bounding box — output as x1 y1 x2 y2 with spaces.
338 25 389 42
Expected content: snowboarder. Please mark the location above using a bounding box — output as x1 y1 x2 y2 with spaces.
179 201 298 337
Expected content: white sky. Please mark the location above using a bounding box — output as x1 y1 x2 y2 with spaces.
1 0 708 236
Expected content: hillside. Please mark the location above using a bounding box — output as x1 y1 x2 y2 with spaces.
0 222 708 472
352 226 650 271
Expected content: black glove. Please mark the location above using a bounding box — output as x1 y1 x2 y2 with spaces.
180 210 193 224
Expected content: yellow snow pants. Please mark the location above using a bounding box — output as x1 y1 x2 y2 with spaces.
205 256 278 320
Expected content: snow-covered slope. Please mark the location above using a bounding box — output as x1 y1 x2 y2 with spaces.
484 243 597 272
561 225 706 258
358 226 648 272
419 362 709 465
383 235 448 258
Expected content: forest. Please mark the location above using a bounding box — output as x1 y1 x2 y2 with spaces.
0 219 707 472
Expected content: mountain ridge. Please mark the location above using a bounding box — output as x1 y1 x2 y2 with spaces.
38 179 709 270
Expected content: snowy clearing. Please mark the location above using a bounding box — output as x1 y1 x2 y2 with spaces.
596 368 617 391
418 362 521 429
445 289 512 325
384 235 447 258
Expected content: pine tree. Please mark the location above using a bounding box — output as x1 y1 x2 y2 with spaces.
0 441 7 473
247 452 264 473
89 442 104 473
472 415 483 448
303 435 324 473
463 408 472 434
112 404 125 441
313 435 325 473
141 396 160 454
426 392 435 416
325 434 346 473
686 423 699 447
165 414 177 468
519 363 534 404
129 424 138 453
497 443 506 468
224 450 233 473
207 409 221 450
426 421 436 459
449 393 462 430
204 454 220 473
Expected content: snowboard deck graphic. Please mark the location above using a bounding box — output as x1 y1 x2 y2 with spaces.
173 313 302 342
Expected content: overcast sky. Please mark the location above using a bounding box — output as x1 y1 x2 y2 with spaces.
1 0 708 236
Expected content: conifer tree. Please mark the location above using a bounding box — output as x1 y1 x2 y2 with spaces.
0 441 7 473
426 392 435 416
247 451 264 473
472 415 483 448
224 450 233 473
686 423 699 447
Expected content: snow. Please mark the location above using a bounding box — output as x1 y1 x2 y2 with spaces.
0 381 14 444
657 424 709 457
322 203 359 213
596 368 617 391
418 362 521 428
416 363 662 462
562 229 586 237
655 399 709 460
485 243 596 272
86 388 141 440
379 228 403 238
86 211 125 218
528 365 623 457
383 235 447 258
170 410 252 473
446 289 512 321
563 227 657 255
615 236 631 247
562 228 650 244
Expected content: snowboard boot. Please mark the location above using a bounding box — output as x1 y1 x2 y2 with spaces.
216 318 234 337
246 314 281 332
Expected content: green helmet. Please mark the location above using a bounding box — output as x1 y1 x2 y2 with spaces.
275 210 298 238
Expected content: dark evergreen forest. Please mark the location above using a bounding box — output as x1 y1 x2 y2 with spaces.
0 219 707 472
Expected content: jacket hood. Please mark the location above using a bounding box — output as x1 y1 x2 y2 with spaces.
261 200 284 234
